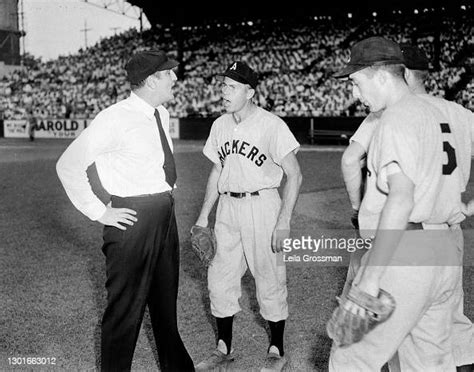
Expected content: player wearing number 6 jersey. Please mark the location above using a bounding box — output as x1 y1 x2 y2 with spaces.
340 43 474 371
329 36 465 371
403 45 474 371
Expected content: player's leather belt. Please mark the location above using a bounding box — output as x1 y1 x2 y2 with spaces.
406 222 423 230
224 191 260 198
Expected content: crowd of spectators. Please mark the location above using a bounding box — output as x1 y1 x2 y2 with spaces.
0 7 471 120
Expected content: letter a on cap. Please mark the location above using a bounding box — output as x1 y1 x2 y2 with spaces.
230 62 237 70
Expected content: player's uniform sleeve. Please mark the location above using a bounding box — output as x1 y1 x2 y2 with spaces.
268 119 300 165
350 113 379 152
372 111 419 193
202 120 221 164
56 110 120 221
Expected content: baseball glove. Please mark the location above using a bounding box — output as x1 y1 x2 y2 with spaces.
190 225 217 267
326 284 396 347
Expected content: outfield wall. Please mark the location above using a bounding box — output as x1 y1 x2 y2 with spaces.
2 118 181 140
1 116 363 143
3 119 91 139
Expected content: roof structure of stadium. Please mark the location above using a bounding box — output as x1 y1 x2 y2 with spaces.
126 0 468 27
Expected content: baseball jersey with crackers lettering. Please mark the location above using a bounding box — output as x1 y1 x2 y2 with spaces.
203 106 300 192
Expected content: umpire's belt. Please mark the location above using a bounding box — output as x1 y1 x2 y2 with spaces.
223 191 260 198
125 190 174 198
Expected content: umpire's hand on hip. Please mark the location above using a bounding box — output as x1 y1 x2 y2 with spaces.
98 205 137 230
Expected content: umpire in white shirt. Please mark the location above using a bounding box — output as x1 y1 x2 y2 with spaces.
56 50 194 372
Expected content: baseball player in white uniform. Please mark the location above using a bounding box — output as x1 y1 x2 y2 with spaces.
193 61 302 372
340 110 383 298
330 36 465 371
340 43 474 370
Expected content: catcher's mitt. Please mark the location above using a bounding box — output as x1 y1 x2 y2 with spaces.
326 284 396 347
190 225 217 267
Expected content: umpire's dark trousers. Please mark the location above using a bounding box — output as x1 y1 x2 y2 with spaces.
100 192 194 372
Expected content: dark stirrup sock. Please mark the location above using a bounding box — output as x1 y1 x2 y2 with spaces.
216 316 234 355
268 319 285 356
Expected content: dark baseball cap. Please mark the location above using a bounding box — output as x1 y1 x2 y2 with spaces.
400 44 429 71
125 50 179 85
333 36 404 78
218 61 258 89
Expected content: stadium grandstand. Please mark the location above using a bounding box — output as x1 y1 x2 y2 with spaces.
0 1 472 130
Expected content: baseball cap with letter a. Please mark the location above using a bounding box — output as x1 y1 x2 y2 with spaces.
333 36 404 78
218 61 259 89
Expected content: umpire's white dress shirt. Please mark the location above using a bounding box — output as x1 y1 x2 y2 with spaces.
56 92 175 221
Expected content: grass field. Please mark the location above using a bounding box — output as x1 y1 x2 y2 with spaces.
1 138 473 371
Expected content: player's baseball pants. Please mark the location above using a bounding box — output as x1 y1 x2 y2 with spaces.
208 188 288 322
342 225 474 368
101 193 194 372
330 228 462 372
450 228 474 366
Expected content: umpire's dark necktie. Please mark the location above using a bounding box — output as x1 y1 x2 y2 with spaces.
154 109 177 188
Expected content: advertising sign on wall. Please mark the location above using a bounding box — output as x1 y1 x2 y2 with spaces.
34 119 89 138
4 117 181 139
4 120 28 138
169 117 179 139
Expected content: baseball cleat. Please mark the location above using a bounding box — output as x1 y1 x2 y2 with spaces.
195 342 234 371
260 346 288 372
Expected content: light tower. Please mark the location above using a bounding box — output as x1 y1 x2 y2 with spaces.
0 0 22 66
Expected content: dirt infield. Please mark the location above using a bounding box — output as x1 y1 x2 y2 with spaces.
1 138 473 371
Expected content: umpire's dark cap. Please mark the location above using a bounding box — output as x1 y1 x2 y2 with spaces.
333 37 404 78
400 44 429 71
218 61 258 89
125 50 179 85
